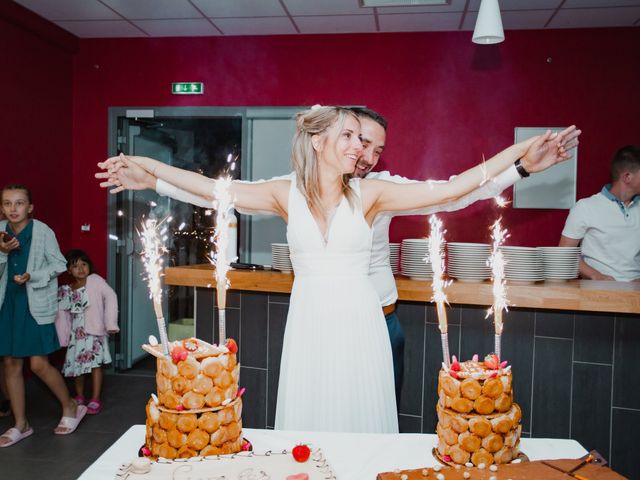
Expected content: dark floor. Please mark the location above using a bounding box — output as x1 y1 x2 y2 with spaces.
0 364 156 480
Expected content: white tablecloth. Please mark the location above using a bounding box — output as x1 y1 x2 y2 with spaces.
78 425 588 479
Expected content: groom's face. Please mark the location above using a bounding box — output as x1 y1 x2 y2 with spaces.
354 117 386 179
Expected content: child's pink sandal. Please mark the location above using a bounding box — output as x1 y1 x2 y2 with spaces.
86 399 102 415
72 395 85 406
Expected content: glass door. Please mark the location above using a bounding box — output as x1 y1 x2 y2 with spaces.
108 108 243 369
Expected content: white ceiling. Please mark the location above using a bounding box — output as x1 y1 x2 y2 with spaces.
13 0 640 38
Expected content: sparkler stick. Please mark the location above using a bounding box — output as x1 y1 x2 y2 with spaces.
211 176 235 345
487 218 509 360
428 215 452 368
140 218 170 356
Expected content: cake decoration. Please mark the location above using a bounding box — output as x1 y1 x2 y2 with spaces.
118 449 336 480
292 444 311 463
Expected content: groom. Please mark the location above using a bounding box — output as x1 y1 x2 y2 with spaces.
97 108 579 409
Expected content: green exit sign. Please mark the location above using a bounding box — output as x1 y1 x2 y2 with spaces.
172 82 204 94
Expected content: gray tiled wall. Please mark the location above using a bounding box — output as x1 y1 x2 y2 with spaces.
195 287 638 479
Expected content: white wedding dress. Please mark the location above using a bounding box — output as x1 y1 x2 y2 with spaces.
274 176 398 433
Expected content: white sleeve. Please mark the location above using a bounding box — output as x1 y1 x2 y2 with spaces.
373 164 522 216
156 179 214 209
561 201 587 240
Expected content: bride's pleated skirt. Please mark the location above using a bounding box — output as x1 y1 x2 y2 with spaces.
274 274 399 434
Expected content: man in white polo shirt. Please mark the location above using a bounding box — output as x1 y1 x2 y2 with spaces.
559 145 640 281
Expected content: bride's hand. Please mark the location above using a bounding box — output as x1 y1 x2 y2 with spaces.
95 154 157 194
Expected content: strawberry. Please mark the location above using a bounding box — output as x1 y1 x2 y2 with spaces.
449 370 459 379
292 444 311 463
226 338 238 354
171 346 188 364
484 353 500 370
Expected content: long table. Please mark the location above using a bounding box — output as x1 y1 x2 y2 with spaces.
78 425 588 479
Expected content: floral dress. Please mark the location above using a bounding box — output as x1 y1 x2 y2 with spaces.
59 285 112 377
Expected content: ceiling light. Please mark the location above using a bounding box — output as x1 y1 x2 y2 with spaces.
472 0 504 45
361 0 449 7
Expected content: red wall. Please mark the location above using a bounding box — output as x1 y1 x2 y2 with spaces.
0 6 75 252
69 29 639 272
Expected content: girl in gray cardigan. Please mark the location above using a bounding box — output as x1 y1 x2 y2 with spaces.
0 184 87 447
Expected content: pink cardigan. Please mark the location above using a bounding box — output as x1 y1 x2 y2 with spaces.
55 273 119 345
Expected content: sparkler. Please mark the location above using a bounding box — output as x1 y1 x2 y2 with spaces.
210 176 235 345
486 218 509 360
428 215 452 368
139 217 170 356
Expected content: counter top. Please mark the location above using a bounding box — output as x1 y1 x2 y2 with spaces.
165 264 640 314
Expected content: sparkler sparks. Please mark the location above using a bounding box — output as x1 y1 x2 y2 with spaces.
428 215 452 368
486 218 510 359
209 176 235 345
139 217 170 355
494 195 510 207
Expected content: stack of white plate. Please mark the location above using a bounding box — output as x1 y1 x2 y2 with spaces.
538 246 581 281
500 246 544 284
389 243 400 274
447 242 491 282
400 239 443 280
271 243 293 273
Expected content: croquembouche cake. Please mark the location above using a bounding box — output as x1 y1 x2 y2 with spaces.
142 337 245 459
436 353 521 467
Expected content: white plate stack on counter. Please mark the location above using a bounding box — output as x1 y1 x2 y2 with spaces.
501 246 544 284
538 246 581 281
389 243 400 274
400 238 444 281
446 242 491 282
271 243 293 273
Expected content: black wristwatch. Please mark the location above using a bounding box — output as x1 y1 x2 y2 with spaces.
514 158 530 178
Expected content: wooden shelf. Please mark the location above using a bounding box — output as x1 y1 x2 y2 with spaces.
165 264 640 314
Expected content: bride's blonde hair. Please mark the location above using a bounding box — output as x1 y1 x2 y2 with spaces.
291 106 358 216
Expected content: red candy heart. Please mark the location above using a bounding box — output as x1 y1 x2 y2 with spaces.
286 475 309 480
292 444 311 463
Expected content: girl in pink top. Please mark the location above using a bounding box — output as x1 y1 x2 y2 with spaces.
56 250 118 414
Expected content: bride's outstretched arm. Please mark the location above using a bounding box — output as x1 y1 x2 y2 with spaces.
96 154 288 217
363 126 580 219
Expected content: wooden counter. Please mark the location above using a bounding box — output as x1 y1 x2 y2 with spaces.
165 264 640 314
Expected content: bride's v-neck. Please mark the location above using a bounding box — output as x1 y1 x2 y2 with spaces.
307 197 345 247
